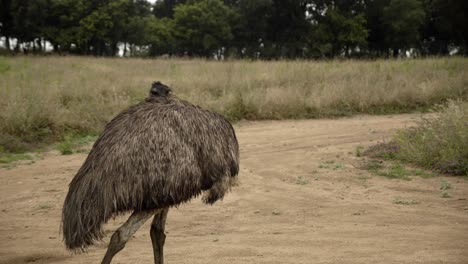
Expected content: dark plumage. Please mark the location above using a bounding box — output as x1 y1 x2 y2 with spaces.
62 82 239 253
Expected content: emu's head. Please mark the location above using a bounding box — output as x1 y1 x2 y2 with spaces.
150 81 172 97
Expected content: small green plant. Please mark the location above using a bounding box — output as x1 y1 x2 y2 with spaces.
296 176 309 185
319 160 345 170
441 191 452 198
272 209 281 215
56 134 98 155
412 168 435 178
0 153 33 164
57 139 73 155
38 203 52 210
369 163 411 180
393 197 418 205
356 146 364 157
363 160 437 180
440 180 452 191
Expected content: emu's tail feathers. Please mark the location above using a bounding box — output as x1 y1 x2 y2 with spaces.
62 186 107 251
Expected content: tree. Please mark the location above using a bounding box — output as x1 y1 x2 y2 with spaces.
172 0 235 57
77 0 131 56
120 0 153 56
365 0 388 56
308 0 368 58
153 0 187 18
382 0 425 57
146 17 174 56
424 0 468 55
41 0 90 53
0 0 13 50
6 0 49 52
229 0 273 58
265 0 310 58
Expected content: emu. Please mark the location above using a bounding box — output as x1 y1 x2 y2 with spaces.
62 82 239 264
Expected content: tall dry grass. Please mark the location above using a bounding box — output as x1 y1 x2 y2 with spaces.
394 101 468 176
365 101 468 176
0 56 467 152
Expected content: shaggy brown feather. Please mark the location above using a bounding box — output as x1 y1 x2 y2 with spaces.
62 85 239 251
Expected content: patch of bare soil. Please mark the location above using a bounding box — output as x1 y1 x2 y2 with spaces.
1 114 467 264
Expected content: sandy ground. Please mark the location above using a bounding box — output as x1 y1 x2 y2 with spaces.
0 114 467 264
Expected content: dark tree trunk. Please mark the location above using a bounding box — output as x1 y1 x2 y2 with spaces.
111 42 118 56
5 36 11 51
36 38 42 52
14 39 20 52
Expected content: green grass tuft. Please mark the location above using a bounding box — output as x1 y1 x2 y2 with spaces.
440 180 452 191
0 153 33 164
370 163 411 180
393 197 419 205
355 146 364 157
56 133 98 155
319 160 345 170
57 140 73 155
296 176 310 185
441 191 452 198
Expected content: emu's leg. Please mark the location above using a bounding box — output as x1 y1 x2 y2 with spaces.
101 209 160 264
150 208 169 264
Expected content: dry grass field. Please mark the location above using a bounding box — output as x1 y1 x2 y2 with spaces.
0 56 467 152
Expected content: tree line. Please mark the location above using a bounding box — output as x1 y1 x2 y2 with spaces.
0 0 466 58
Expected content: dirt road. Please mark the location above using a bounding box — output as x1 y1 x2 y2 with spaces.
1 114 467 264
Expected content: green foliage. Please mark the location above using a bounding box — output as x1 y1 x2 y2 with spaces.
146 17 175 56
56 134 98 155
424 0 468 55
229 0 272 57
173 0 235 56
382 0 426 53
1 0 467 57
310 6 368 57
57 139 73 155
